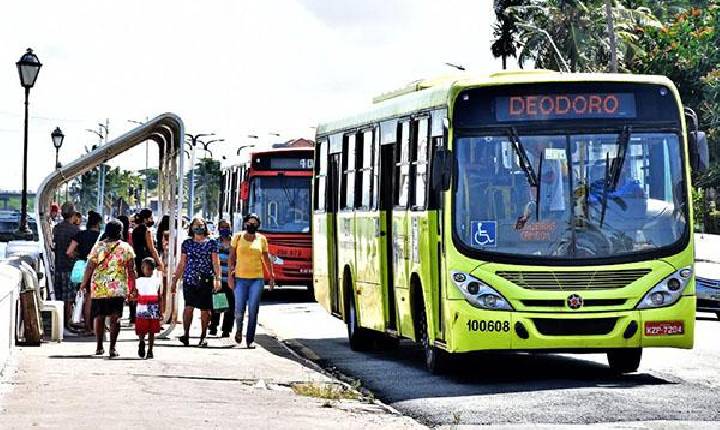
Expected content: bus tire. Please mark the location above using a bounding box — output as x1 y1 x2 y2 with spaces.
345 276 371 351
607 348 642 374
416 297 446 374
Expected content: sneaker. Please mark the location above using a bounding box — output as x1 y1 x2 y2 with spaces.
109 349 119 359
178 335 189 346
246 342 256 349
235 332 242 344
198 339 208 348
95 348 104 356
138 340 146 358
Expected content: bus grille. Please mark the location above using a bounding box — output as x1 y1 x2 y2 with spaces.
521 299 627 308
532 318 617 336
496 270 650 290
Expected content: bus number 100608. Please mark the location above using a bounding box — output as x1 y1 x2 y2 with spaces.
466 319 510 332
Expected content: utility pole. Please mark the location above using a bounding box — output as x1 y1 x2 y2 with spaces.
606 0 618 73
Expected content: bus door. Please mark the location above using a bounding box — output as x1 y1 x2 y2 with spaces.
379 136 397 330
328 151 342 315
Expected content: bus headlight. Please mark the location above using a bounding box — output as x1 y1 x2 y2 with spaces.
636 266 692 310
450 271 513 311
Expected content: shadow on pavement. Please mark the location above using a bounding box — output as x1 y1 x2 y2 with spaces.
274 336 673 403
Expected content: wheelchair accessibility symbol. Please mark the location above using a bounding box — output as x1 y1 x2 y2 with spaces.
471 221 496 248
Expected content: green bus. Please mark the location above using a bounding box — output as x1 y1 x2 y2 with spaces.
312 71 709 373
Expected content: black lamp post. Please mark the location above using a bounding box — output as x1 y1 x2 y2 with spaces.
16 48 42 238
52 127 64 169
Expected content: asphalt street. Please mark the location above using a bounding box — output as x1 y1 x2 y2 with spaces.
258 288 720 428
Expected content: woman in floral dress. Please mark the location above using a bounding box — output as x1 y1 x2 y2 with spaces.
81 220 136 358
172 217 221 347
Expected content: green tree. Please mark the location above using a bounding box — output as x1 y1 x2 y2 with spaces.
492 0 524 69
632 3 720 186
188 158 221 219
509 0 658 72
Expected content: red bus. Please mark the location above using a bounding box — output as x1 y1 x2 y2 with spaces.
220 146 314 289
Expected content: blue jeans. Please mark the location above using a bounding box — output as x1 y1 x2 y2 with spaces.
234 278 264 344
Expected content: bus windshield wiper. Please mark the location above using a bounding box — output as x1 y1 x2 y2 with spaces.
508 127 538 188
599 126 631 227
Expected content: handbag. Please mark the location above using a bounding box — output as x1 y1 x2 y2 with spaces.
71 289 85 324
70 260 87 284
212 292 229 312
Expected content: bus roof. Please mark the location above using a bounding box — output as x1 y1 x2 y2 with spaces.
316 71 676 136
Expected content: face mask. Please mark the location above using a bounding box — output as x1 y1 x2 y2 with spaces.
146 220 155 227
246 224 258 234
219 228 232 237
192 226 207 236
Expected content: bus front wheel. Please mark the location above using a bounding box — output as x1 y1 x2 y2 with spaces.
416 301 446 374
607 348 642 374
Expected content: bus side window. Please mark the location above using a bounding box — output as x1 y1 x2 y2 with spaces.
395 121 411 208
359 128 375 210
342 134 357 210
314 139 327 212
412 117 429 210
372 129 381 211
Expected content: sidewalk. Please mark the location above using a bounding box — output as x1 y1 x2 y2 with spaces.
0 314 421 430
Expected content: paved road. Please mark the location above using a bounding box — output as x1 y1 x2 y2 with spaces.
258 288 720 428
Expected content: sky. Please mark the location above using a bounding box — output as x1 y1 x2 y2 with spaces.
0 0 502 192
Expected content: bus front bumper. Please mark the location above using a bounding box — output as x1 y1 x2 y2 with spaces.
445 295 695 353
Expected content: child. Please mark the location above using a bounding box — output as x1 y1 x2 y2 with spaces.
131 257 163 359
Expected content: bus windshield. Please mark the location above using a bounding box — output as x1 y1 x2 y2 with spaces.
248 176 311 234
453 132 688 260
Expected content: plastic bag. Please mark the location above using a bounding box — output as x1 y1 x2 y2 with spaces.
212 292 229 312
70 260 87 284
72 289 85 325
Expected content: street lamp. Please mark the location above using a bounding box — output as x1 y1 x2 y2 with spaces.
16 48 42 238
52 127 64 169
185 132 215 218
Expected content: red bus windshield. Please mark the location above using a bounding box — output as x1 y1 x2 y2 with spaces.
248 175 311 234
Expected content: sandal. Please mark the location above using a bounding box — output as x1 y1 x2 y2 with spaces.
178 335 190 346
138 340 146 358
109 349 119 359
95 348 104 356
198 339 208 348
146 350 154 359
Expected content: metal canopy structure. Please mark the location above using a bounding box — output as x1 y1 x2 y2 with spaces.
35 113 185 314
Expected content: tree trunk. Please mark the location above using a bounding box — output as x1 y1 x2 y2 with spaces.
606 0 618 73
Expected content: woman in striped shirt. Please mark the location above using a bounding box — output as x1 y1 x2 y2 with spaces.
209 220 235 337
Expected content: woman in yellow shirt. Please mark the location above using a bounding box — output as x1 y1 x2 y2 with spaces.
229 213 275 348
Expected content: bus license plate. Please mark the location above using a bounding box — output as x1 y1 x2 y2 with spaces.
644 321 684 336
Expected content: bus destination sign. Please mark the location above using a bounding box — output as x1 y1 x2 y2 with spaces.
495 93 637 122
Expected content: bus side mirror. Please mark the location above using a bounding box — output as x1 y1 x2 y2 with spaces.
689 131 709 172
431 148 452 192
240 181 249 200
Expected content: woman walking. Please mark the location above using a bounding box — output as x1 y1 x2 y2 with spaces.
229 213 275 348
66 210 102 334
173 217 221 347
80 220 136 358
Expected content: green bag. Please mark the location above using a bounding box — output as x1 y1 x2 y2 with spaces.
212 292 229 312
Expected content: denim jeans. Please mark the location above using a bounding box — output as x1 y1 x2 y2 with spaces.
234 278 264 344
